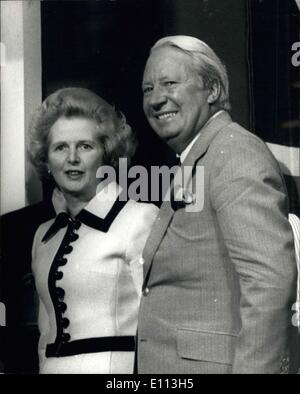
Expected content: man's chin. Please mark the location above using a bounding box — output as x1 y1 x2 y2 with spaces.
153 127 179 141
160 131 182 151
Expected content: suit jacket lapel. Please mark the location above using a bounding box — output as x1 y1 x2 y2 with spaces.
142 111 233 286
142 200 174 284
182 111 233 168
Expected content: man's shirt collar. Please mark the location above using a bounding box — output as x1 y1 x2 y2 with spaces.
179 110 225 163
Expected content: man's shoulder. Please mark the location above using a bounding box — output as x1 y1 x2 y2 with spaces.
211 120 275 162
215 120 265 147
205 120 284 187
0 201 57 278
1 200 55 224
1 200 56 239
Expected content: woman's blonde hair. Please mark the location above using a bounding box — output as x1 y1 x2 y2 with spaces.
28 87 137 179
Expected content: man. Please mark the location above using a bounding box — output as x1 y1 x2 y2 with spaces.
137 36 297 374
0 199 56 373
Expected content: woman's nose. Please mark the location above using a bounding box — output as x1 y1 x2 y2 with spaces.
67 147 80 164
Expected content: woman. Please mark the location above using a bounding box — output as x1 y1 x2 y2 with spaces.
28 87 158 374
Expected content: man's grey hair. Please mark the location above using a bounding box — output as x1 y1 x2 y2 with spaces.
151 35 231 111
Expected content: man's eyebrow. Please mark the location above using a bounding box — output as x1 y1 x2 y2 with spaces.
142 81 152 88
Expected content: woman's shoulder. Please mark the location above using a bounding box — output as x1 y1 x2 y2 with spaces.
116 200 159 234
125 200 159 220
121 201 159 256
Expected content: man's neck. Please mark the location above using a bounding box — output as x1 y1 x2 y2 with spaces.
179 110 225 163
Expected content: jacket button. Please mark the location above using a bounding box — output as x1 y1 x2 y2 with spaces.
139 258 145 265
55 287 65 299
57 257 67 266
68 232 79 242
54 271 63 280
64 244 73 254
57 302 67 313
61 318 70 328
143 287 150 296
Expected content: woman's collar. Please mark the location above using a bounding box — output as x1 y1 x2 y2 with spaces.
45 181 128 237
51 180 123 219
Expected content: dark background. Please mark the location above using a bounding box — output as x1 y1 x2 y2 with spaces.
41 0 299 213
41 0 250 170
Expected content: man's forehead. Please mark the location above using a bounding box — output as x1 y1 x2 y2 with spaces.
148 45 190 64
143 47 194 81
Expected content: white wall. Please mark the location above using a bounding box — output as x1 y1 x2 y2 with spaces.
1 0 42 215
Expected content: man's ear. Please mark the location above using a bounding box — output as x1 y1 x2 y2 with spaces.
207 80 220 105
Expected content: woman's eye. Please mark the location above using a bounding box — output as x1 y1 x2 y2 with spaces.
79 143 93 151
54 144 67 152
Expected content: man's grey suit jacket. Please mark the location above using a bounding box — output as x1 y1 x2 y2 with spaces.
137 111 297 374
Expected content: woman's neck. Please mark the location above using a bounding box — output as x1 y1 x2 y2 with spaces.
63 193 91 218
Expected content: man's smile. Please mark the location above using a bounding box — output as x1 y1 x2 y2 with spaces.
155 111 178 120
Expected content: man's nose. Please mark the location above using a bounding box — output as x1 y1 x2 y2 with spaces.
149 86 167 109
67 147 80 164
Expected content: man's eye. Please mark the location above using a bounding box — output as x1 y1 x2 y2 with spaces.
143 86 153 94
165 81 177 87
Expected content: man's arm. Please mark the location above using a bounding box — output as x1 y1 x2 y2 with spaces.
210 126 297 373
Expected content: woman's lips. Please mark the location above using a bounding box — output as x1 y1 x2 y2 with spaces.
65 170 84 179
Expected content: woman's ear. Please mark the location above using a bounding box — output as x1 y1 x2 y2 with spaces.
207 80 220 105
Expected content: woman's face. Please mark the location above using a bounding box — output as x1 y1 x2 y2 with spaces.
47 116 104 201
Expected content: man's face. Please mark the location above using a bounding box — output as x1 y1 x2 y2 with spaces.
142 46 213 153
